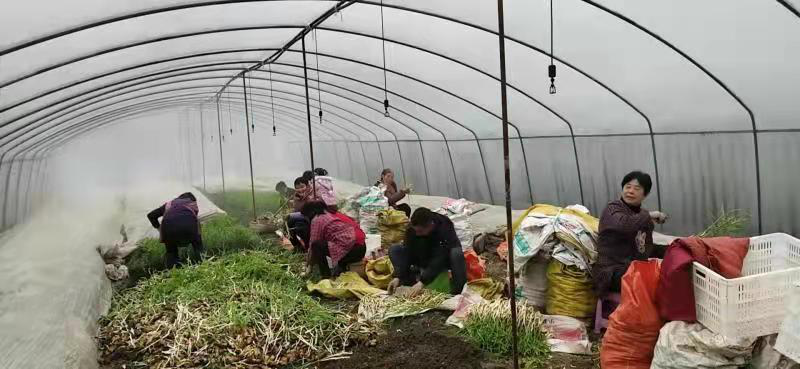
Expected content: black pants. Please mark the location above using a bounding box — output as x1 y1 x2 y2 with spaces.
389 244 467 295
393 203 412 218
311 241 366 278
162 222 204 269
287 212 310 253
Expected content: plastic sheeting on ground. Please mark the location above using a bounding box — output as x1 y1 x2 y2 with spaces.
306 272 387 299
651 321 757 369
0 183 219 369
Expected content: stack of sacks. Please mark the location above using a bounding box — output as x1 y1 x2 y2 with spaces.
511 204 599 315
351 186 389 234
434 198 486 252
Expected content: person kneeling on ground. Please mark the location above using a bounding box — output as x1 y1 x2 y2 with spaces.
593 170 668 297
147 192 204 269
287 176 313 252
387 207 467 296
301 201 366 278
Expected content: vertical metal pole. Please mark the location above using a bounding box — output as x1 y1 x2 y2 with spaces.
242 73 258 221
496 1 519 368
215 98 227 206
302 36 317 194
199 106 207 191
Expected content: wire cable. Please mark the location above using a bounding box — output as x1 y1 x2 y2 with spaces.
268 64 277 136
380 0 390 117
314 29 324 124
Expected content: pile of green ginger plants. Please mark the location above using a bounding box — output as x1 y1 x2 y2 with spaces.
98 192 372 368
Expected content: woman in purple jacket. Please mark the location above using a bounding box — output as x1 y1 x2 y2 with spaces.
593 171 668 296
147 192 204 268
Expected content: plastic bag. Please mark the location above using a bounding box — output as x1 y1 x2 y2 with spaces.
377 208 408 249
365 256 394 289
542 315 592 355
516 255 549 309
651 321 757 369
600 260 664 369
307 272 386 299
464 249 486 281
545 260 596 318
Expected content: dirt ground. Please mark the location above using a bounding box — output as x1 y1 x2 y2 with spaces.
320 312 501 369
319 309 599 369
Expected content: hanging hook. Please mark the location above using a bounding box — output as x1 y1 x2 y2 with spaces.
384 99 391 117
548 0 557 94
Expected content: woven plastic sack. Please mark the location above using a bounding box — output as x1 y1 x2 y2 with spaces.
515 255 549 309
545 260 596 318
377 209 408 249
601 260 664 369
366 256 394 289
307 272 385 299
651 321 757 369
464 249 486 281
356 187 389 234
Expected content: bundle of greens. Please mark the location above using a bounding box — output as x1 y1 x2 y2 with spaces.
698 208 750 237
358 290 447 322
461 299 551 368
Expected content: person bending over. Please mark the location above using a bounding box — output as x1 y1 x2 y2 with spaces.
302 201 366 278
387 207 467 296
147 192 204 268
375 168 412 218
593 171 668 296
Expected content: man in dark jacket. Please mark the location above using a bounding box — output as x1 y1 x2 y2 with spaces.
387 207 467 296
147 192 204 268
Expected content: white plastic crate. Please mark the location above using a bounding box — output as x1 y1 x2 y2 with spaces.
693 233 800 340
775 282 800 363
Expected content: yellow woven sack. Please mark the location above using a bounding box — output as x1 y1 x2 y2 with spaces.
377 209 408 249
545 259 596 318
365 256 395 289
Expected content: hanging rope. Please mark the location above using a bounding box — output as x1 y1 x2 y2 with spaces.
314 29 324 124
548 0 557 94
269 64 277 136
380 0 390 117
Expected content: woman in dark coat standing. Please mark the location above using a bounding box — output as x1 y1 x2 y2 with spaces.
593 171 668 297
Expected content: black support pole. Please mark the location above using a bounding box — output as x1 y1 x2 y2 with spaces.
215 98 226 206
199 106 207 191
496 1 519 369
242 73 258 222
301 36 317 187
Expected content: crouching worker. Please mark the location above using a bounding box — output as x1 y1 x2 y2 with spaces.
302 201 366 278
147 192 204 269
287 176 312 252
387 208 467 296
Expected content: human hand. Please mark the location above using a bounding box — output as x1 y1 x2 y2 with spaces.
387 278 401 295
407 281 425 297
650 211 668 224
